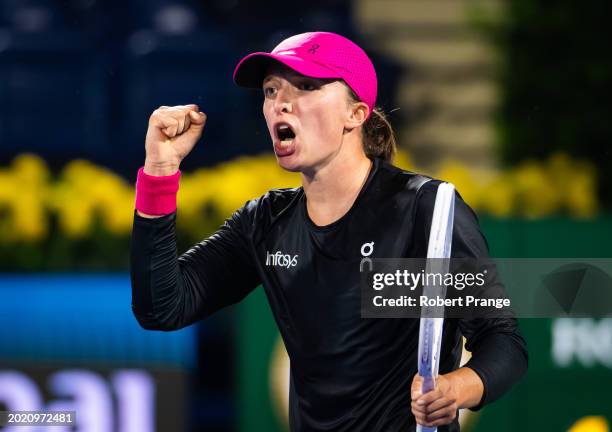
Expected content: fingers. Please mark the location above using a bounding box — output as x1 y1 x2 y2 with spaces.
417 388 443 406
426 395 455 414
414 414 457 427
410 373 423 398
414 397 455 416
189 110 206 125
410 374 457 427
162 117 178 137
176 113 187 135
412 398 457 427
413 411 456 428
149 104 203 138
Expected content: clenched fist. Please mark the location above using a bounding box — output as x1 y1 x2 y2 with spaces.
144 104 207 176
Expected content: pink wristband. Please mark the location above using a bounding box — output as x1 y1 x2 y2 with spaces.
135 167 181 215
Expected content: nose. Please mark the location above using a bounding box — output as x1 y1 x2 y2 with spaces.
274 86 293 114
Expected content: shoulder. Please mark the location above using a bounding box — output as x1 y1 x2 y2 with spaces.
245 186 302 216
375 159 478 221
413 177 478 224
232 186 303 230
395 166 488 257
373 158 439 199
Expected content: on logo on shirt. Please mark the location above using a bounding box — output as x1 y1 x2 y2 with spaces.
360 241 375 272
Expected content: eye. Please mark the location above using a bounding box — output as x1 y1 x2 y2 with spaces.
263 86 276 97
298 81 317 91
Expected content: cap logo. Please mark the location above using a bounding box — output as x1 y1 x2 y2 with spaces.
307 44 320 55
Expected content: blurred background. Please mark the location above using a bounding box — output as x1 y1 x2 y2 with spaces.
0 0 611 431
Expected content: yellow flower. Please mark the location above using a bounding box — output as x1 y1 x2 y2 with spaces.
479 173 515 217
393 150 415 171
100 189 135 235
51 160 136 236
568 416 609 432
435 160 482 209
512 160 561 218
559 158 598 218
0 155 51 241
0 171 16 203
12 153 49 186
566 168 598 218
52 159 111 237
57 199 94 238
208 154 300 218
12 193 47 241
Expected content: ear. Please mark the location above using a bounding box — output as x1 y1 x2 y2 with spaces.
344 101 369 131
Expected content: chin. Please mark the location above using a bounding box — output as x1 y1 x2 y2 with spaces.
276 156 303 173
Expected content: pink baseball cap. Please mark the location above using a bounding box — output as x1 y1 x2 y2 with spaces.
233 32 377 116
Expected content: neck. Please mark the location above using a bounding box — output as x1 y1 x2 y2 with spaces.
301 145 373 226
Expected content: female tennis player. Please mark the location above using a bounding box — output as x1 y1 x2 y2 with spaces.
130 32 527 431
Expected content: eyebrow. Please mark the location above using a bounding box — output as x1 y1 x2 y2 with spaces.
264 74 328 87
263 69 309 84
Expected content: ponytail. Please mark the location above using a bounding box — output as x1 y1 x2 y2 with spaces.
345 86 397 163
362 108 397 163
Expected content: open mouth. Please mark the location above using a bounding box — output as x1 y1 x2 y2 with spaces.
276 124 296 142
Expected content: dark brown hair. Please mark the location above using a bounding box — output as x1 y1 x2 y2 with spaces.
346 87 397 163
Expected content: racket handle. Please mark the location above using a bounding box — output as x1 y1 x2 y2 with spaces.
416 376 437 432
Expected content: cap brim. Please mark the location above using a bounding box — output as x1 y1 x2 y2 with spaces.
233 52 341 88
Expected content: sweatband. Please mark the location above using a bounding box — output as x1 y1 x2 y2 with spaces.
135 167 181 215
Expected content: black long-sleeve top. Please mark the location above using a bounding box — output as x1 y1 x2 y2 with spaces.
130 157 528 431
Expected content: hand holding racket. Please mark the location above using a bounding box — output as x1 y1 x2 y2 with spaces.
411 373 461 428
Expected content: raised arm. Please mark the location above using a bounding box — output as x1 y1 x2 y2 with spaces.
130 104 261 330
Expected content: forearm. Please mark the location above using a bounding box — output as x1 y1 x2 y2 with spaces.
130 211 189 330
462 327 528 410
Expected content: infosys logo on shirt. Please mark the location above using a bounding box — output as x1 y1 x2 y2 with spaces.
266 250 298 268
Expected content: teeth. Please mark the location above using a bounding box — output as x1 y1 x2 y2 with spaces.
276 123 296 144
